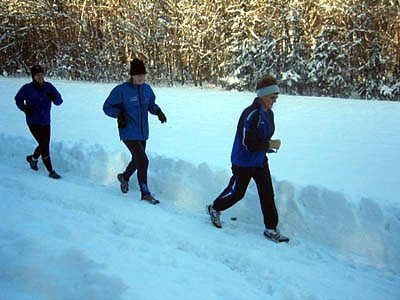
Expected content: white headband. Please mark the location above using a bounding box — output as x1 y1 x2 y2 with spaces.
256 85 279 97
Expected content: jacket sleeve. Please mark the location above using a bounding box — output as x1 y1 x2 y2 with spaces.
147 86 161 115
103 86 123 118
15 85 27 112
243 111 269 152
48 83 63 106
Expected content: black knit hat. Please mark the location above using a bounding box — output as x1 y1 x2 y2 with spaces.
30 64 44 78
130 59 146 75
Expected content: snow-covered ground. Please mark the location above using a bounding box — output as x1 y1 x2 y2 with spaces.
0 77 399 300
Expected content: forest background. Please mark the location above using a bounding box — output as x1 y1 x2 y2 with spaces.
1 0 399 100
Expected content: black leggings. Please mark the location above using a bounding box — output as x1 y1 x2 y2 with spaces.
122 140 150 196
213 162 278 229
28 124 53 172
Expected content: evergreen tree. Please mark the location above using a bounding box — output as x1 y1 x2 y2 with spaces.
307 26 348 97
0 0 398 100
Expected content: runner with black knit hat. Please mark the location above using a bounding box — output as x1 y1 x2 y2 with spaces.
103 58 167 204
206 75 289 243
15 64 63 179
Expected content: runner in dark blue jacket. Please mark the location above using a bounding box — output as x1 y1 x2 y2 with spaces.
207 75 289 243
15 65 63 179
103 59 167 204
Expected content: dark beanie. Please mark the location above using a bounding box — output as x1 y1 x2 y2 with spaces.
130 59 146 75
30 65 44 78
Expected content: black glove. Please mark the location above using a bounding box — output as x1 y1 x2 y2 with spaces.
47 92 56 102
117 111 127 128
24 104 34 115
157 109 167 123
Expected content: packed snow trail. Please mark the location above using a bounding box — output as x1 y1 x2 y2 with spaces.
1 164 399 300
1 133 399 269
0 135 399 300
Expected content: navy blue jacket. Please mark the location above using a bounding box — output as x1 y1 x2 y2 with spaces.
231 100 275 167
103 82 160 141
15 81 63 125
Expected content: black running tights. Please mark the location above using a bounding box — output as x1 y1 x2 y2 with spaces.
28 124 53 172
122 140 150 195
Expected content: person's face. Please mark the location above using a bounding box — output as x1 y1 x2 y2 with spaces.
132 74 146 85
33 72 45 85
259 93 278 110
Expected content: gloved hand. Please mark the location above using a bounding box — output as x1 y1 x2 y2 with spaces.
24 104 34 115
269 139 281 150
47 92 56 102
157 109 167 123
117 111 126 128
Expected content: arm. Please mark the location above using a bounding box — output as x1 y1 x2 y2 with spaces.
147 86 167 123
103 86 123 118
15 85 27 112
47 83 63 105
265 110 281 152
147 86 161 115
243 111 269 152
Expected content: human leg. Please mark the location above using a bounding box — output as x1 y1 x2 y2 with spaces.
122 140 150 197
38 125 54 172
207 166 251 228
212 165 251 212
28 124 42 160
121 140 138 181
118 140 138 193
253 162 278 230
27 124 55 173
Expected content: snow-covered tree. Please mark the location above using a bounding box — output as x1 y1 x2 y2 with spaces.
0 0 398 100
307 25 348 97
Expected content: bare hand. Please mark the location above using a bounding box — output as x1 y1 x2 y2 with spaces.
269 139 281 150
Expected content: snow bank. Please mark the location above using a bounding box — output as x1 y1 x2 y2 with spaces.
2 134 399 270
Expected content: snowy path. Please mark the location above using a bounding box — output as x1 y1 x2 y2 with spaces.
1 159 399 300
